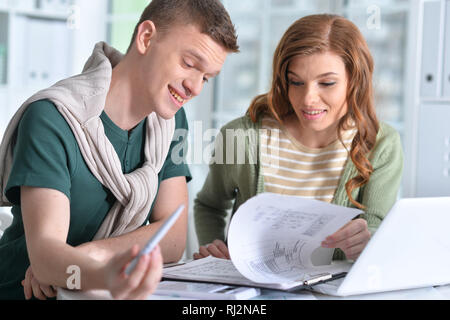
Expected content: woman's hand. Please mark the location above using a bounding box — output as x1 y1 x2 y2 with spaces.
321 218 371 261
104 244 163 300
193 239 230 260
22 266 57 300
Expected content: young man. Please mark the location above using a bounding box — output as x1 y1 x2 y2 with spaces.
0 0 238 300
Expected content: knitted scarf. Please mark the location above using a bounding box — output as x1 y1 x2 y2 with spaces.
0 42 175 240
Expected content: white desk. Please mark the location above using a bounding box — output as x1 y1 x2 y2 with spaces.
57 284 450 300
57 259 450 300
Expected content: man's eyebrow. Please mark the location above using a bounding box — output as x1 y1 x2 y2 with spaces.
186 49 207 65
185 50 221 77
287 71 339 78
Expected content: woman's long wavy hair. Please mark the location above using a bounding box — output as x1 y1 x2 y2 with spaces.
248 14 379 209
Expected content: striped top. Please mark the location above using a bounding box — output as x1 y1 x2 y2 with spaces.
260 117 356 203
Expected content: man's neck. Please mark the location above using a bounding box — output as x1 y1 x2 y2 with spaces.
104 59 151 132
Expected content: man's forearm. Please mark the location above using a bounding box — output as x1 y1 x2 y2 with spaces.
79 222 186 264
82 177 189 264
21 187 107 290
30 239 105 290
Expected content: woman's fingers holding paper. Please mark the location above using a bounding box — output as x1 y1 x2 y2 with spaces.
321 219 371 260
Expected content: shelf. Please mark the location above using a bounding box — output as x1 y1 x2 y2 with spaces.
0 7 69 21
420 98 450 104
15 9 69 21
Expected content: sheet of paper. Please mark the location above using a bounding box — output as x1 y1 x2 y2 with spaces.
227 193 363 284
163 256 352 290
163 256 261 288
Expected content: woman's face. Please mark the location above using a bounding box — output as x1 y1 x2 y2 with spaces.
287 51 349 140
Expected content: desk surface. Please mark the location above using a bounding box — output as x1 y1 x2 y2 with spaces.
57 260 450 300
57 284 450 300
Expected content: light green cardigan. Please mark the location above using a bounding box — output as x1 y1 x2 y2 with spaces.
194 115 404 260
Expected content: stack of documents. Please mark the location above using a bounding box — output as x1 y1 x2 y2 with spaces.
164 193 361 292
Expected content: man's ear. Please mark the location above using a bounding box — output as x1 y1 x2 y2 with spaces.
135 20 157 55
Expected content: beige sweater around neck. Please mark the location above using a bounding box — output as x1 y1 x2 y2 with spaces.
0 42 175 240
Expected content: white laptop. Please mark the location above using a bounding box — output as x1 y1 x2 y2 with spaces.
319 197 450 297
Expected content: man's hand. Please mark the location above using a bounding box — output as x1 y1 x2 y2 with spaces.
21 244 164 300
104 244 163 300
22 266 57 300
193 239 230 260
321 218 371 261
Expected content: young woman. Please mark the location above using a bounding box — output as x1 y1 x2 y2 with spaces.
193 14 403 262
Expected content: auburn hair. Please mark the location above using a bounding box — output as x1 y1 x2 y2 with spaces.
247 14 379 209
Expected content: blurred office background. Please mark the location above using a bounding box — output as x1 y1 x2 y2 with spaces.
0 0 449 257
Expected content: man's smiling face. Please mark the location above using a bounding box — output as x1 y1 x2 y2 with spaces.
136 23 229 119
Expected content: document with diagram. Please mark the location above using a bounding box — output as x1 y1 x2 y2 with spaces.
163 193 363 291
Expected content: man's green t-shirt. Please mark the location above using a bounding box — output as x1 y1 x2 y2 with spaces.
0 100 192 299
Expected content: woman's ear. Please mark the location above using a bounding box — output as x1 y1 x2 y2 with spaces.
135 20 157 55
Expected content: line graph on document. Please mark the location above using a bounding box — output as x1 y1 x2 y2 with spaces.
247 240 309 276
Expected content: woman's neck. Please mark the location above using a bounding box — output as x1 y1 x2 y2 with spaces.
282 114 340 149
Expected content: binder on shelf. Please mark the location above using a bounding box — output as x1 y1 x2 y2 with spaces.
416 104 450 197
3 0 35 11
25 17 70 88
420 0 442 98
0 43 6 85
36 0 71 13
443 0 450 98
